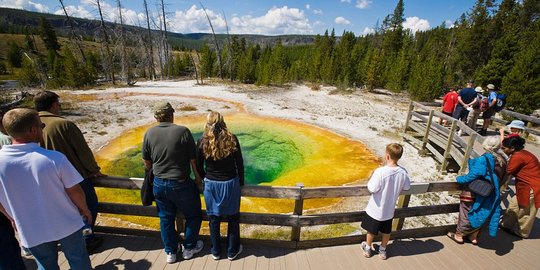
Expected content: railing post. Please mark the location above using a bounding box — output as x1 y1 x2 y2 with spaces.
392 194 411 231
403 101 414 133
419 110 434 156
441 120 457 173
524 121 533 139
459 133 477 174
291 183 304 244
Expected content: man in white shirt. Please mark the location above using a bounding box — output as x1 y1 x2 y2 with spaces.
361 143 411 260
0 108 92 269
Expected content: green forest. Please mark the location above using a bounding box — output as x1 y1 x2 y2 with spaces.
1 0 539 114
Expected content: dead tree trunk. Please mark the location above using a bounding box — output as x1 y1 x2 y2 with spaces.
58 0 86 64
160 0 169 79
143 0 156 80
223 11 233 82
200 2 223 80
189 52 199 84
116 0 131 85
96 0 115 84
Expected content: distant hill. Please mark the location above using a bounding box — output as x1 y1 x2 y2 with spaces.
0 7 316 50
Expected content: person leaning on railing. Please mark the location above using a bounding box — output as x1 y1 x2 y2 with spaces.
196 111 244 261
500 136 540 238
447 136 506 245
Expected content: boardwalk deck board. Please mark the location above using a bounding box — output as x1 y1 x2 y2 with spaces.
22 229 540 270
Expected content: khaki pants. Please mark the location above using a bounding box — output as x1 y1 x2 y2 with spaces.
467 109 481 130
500 191 538 238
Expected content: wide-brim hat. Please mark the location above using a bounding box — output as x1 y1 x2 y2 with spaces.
153 102 175 115
487 84 495 90
475 86 483 93
507 120 525 130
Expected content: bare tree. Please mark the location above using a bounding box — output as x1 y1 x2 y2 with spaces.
96 0 115 84
159 0 170 78
200 2 223 79
116 0 131 85
143 0 156 80
58 0 86 64
189 52 199 84
223 11 233 81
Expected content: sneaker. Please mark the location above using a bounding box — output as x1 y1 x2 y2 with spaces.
228 244 243 261
166 252 177 264
212 254 220 260
378 247 387 260
85 236 103 253
361 241 371 258
182 240 204 260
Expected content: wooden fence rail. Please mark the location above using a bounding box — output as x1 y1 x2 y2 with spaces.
93 177 461 248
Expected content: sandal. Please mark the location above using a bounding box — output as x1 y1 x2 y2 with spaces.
447 232 464 244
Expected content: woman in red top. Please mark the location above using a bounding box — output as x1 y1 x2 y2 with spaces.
439 87 458 126
499 136 540 238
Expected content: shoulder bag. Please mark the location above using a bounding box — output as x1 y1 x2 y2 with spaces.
468 156 494 197
141 169 155 206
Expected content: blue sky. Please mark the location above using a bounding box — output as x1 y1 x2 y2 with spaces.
1 0 478 35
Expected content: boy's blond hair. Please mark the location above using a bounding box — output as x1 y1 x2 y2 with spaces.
386 143 403 161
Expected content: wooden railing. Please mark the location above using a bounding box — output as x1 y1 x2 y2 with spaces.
93 176 461 248
403 101 540 174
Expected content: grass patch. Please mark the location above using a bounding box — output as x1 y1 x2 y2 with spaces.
300 223 357 240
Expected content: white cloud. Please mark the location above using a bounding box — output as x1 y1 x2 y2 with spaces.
403 16 430 32
445 19 455 28
168 5 227 33
355 0 372 9
335 16 351 25
305 4 310 10
313 9 323 15
1 0 48 13
54 5 92 19
341 0 352 3
361 26 375 36
229 6 312 35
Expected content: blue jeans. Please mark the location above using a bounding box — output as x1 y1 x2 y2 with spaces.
153 177 202 253
209 214 240 257
0 217 25 270
80 178 98 241
29 229 91 270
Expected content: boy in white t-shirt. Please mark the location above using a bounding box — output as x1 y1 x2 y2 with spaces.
361 143 411 260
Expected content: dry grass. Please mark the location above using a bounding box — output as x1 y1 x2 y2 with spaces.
179 105 197 111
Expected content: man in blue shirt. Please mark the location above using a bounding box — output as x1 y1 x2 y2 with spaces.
453 80 478 125
479 84 498 136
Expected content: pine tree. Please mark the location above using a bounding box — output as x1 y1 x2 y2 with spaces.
200 43 216 79
7 42 22 68
39 17 61 54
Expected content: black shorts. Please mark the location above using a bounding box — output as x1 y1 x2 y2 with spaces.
442 111 453 117
361 214 392 235
482 107 495 119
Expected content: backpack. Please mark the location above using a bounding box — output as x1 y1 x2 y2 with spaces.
494 93 507 112
479 96 489 112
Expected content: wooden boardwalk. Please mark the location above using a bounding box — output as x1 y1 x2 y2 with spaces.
23 213 540 270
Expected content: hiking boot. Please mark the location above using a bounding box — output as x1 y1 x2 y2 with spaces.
182 240 204 260
228 244 243 261
166 252 177 264
361 241 371 258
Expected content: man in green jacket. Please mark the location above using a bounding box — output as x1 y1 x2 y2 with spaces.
34 91 105 251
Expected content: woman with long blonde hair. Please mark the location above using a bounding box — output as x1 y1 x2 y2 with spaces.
196 111 244 260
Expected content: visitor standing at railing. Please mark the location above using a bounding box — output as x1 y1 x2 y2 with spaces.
439 87 458 126
0 108 92 269
0 109 25 270
361 143 411 260
500 136 540 238
448 136 504 245
478 84 498 136
196 111 244 261
34 91 106 252
142 101 203 264
452 80 478 129
467 86 485 130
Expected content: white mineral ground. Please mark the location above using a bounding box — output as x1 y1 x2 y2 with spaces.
60 80 465 233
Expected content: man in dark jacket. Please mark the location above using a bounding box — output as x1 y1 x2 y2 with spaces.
34 91 105 251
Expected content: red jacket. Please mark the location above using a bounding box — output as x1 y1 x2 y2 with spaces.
507 150 540 208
